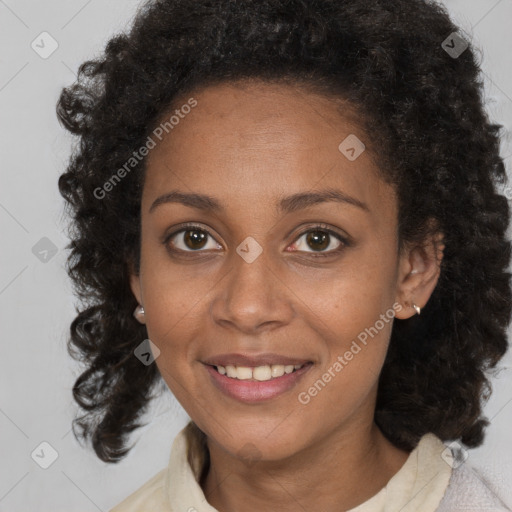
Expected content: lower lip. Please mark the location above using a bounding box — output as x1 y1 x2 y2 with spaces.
204 363 313 403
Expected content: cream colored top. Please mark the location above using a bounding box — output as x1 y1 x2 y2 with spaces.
109 423 455 512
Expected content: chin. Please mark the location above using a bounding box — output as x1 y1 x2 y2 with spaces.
211 421 310 462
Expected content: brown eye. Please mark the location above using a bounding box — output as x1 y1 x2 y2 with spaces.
165 225 221 253
291 227 346 255
305 231 330 251
182 229 208 250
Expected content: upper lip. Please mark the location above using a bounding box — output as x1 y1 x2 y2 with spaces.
203 353 312 367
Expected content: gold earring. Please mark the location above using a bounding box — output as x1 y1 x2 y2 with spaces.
412 303 421 315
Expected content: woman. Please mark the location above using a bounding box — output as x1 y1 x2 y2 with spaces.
56 0 512 510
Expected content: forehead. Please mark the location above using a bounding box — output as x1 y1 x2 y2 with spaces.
141 81 396 222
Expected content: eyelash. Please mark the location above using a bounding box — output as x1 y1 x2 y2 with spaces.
163 222 351 259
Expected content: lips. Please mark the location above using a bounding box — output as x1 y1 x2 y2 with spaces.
204 361 313 403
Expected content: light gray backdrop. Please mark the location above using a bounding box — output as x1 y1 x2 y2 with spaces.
1 0 511 510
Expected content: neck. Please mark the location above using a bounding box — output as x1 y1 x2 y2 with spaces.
201 420 410 512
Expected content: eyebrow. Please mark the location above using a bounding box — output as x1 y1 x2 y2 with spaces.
148 188 370 215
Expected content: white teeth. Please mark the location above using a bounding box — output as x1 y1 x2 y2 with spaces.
253 366 272 381
215 363 306 380
226 365 237 378
271 365 285 378
236 366 253 380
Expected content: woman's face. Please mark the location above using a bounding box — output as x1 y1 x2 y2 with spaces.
130 80 435 461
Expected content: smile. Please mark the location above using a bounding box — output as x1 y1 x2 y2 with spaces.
205 362 314 403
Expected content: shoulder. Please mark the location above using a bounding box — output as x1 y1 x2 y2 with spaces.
436 462 511 512
109 467 169 512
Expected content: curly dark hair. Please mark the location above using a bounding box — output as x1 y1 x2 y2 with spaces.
57 0 512 463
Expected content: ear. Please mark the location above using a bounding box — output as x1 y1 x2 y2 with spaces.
394 224 445 320
128 259 145 324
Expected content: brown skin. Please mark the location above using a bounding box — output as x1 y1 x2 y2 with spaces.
129 80 444 512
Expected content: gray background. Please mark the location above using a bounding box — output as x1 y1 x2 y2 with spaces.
1 0 511 510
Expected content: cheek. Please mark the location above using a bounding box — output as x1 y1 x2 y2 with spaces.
300 247 397 340
295 249 397 393
301 284 394 385
142 280 206 415
140 245 211 334
296 291 394 429
139 261 207 388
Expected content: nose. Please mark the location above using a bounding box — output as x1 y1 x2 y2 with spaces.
209 246 295 335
